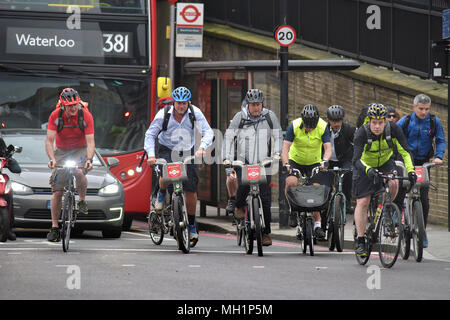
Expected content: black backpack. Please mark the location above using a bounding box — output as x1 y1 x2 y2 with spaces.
161 103 196 132
56 107 86 133
401 114 436 138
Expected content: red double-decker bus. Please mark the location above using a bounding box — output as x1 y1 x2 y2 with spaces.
0 0 159 229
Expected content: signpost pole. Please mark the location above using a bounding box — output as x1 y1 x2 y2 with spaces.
169 0 177 86
278 0 290 229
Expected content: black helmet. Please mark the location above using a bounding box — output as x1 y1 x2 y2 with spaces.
367 103 387 120
327 105 345 121
245 89 264 103
301 104 320 129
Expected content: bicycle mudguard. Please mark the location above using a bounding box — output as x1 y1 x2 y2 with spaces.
287 184 331 212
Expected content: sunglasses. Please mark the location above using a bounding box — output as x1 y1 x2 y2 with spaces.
387 114 396 118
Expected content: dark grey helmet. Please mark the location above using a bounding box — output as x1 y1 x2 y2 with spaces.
301 104 320 129
327 105 345 121
245 89 264 103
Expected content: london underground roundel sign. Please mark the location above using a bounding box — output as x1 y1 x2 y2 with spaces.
275 25 296 47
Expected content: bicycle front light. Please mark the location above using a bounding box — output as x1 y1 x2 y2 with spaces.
98 183 120 196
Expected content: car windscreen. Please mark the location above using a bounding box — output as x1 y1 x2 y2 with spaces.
2 134 102 166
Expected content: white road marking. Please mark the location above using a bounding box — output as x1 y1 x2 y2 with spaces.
188 265 201 268
122 264 136 267
252 266 265 269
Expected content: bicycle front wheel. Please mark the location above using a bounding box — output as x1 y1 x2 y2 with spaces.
411 200 425 262
148 210 164 245
173 195 190 254
378 203 402 268
253 197 263 257
61 192 73 252
400 199 411 260
333 194 345 252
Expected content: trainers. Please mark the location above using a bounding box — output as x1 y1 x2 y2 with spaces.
225 198 236 214
47 227 61 242
234 207 245 220
189 224 199 243
262 234 272 246
356 242 368 257
77 200 88 215
314 227 326 240
154 191 165 210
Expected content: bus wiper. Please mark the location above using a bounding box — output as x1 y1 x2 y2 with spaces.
57 64 144 83
0 64 39 76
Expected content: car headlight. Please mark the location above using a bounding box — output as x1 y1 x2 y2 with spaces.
98 183 120 196
10 181 33 195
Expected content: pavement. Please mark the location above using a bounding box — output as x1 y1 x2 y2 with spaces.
196 205 450 262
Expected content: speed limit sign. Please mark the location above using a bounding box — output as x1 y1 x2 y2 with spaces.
275 25 296 47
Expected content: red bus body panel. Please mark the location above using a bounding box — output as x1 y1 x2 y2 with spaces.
103 151 151 214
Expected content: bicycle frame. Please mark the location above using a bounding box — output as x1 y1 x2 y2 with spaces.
326 167 351 224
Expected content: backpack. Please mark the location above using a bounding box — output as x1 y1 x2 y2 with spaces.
55 101 88 133
363 121 396 152
161 103 196 131
233 112 274 160
401 114 436 138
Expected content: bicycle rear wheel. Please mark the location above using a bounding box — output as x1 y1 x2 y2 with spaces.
333 194 345 252
411 200 425 262
61 192 73 252
148 210 164 245
253 197 263 257
378 203 402 268
0 207 9 242
173 195 190 253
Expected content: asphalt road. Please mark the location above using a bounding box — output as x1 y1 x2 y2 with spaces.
1 222 449 302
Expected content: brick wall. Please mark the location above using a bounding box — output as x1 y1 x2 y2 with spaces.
191 34 448 225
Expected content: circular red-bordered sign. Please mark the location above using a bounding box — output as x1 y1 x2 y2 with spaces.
275 25 296 47
180 4 202 23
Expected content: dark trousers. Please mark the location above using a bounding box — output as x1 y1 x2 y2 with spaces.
235 167 272 234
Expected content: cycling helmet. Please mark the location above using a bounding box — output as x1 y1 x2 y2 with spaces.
245 89 264 103
59 88 81 106
171 86 191 102
327 105 345 121
301 104 320 129
367 103 387 120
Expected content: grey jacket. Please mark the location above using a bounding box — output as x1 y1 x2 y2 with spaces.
223 105 282 164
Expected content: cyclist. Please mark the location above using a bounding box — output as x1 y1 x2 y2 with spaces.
325 105 356 213
223 89 282 246
396 94 446 248
282 104 332 240
353 103 416 257
0 135 21 241
45 88 95 242
145 86 214 244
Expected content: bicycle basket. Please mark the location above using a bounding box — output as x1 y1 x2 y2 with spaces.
287 184 331 212
414 166 430 187
161 162 188 184
240 165 267 185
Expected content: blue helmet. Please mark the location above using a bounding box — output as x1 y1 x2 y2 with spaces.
171 86 191 102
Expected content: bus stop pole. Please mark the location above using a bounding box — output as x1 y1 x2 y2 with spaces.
169 0 177 85
278 0 290 229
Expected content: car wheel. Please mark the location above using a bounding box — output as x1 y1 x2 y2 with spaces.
102 228 122 238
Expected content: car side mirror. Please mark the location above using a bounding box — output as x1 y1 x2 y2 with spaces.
15 146 22 153
106 157 120 168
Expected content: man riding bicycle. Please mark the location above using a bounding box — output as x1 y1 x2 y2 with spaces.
353 103 416 257
282 104 333 240
144 86 214 244
325 105 355 213
223 89 282 246
45 88 95 242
